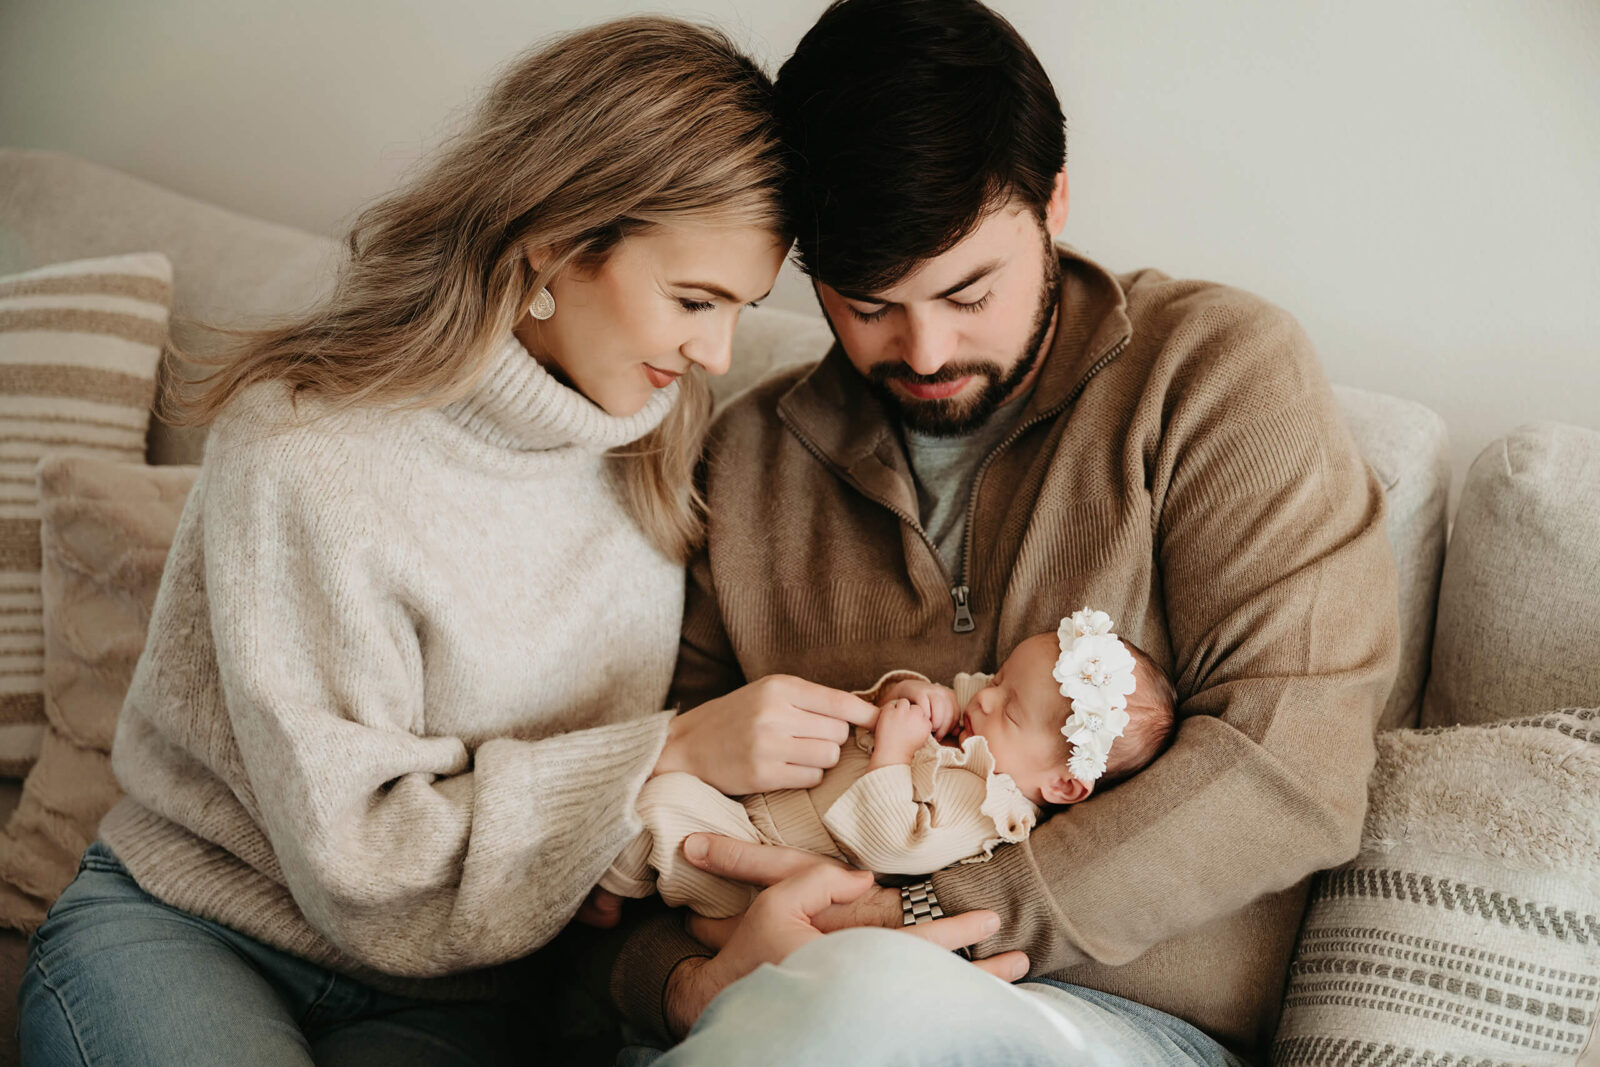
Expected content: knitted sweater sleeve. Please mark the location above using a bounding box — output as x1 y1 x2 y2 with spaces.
201 437 672 977
931 304 1399 972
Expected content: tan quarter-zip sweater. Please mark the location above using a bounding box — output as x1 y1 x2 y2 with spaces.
610 246 1399 1055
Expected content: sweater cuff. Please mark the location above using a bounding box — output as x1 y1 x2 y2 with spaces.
609 910 713 1043
930 844 1086 970
852 669 931 703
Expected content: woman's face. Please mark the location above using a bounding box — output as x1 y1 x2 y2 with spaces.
520 223 789 416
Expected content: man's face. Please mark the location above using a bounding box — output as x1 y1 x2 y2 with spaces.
815 194 1065 436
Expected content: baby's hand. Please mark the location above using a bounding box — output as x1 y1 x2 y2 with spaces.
878 680 960 740
870 698 934 768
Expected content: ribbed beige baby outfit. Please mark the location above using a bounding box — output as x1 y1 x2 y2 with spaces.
602 672 1040 917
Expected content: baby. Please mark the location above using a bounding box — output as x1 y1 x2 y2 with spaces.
601 609 1176 918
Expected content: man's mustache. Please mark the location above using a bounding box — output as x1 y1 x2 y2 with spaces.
867 361 1001 388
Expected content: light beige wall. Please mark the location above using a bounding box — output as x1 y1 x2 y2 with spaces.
3 0 1596 488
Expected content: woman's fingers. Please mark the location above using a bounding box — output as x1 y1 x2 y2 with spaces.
776 677 878 727
684 833 844 888
573 887 624 928
781 736 843 770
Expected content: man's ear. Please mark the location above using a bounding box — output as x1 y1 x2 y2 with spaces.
1045 168 1070 236
1041 769 1092 806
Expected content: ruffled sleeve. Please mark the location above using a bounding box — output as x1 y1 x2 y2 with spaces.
821 734 1040 875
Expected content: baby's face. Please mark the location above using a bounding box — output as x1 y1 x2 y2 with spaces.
954 633 1073 805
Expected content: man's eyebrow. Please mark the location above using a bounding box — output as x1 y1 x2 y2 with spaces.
836 261 1002 305
674 281 774 304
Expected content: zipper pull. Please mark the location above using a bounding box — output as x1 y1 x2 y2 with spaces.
950 585 975 633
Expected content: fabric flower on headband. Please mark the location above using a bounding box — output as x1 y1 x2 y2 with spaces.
1053 608 1137 783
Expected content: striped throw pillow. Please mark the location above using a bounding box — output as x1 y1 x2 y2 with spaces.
1273 709 1600 1065
0 253 170 777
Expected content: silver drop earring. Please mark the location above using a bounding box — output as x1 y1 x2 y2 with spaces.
529 286 556 321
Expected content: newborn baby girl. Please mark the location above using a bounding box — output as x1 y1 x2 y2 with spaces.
601 609 1177 917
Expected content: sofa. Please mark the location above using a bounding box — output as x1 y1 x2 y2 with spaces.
0 148 1596 1064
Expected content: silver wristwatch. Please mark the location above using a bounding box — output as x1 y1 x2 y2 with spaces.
899 880 945 926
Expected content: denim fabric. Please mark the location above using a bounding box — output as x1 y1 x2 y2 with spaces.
18 843 520 1067
623 927 1250 1067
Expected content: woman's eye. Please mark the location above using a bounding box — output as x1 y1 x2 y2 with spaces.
848 304 890 324
678 298 715 313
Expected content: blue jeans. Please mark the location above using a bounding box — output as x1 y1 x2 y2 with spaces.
624 927 1250 1067
19 842 522 1066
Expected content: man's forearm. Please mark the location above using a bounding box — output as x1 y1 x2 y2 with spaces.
662 955 721 1041
593 906 714 1043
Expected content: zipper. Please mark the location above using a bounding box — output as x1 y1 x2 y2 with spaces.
953 337 1132 618
781 424 977 632
779 335 1129 634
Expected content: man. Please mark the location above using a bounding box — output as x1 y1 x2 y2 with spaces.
604 0 1398 1061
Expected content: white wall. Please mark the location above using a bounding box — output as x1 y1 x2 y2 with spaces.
3 1 1596 490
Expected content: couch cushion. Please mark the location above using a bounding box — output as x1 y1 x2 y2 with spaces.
1273 708 1600 1064
0 253 170 777
1332 386 1450 731
1423 422 1600 727
0 456 197 930
0 149 338 466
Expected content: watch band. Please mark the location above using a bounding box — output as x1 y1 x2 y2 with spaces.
900 880 945 926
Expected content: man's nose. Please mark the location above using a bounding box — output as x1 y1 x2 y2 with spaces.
898 307 957 377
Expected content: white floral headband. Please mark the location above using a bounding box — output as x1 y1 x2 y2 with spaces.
1052 608 1137 784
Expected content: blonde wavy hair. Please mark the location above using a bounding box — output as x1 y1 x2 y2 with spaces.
174 17 787 561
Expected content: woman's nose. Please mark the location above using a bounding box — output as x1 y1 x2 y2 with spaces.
683 319 736 377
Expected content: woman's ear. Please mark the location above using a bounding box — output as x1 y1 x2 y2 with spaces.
524 244 556 277
1041 770 1092 806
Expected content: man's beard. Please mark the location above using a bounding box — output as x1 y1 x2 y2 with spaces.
866 238 1061 438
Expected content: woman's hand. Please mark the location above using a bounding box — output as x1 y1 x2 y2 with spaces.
653 675 878 795
663 848 1028 1040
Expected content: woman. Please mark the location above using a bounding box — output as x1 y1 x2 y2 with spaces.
18 17 846 1066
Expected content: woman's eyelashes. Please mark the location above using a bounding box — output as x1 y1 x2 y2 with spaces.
678 297 763 314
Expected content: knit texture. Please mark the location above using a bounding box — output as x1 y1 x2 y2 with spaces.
101 337 684 998
618 246 1399 1052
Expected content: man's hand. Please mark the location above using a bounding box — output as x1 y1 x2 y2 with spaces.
878 679 961 739
663 854 1029 1039
679 835 899 950
653 675 878 795
869 698 934 768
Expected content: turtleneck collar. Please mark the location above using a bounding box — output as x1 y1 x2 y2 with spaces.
441 336 675 452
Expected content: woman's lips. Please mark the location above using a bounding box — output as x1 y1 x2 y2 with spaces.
643 364 682 389
895 376 972 401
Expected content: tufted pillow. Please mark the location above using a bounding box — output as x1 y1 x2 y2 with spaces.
0 456 197 930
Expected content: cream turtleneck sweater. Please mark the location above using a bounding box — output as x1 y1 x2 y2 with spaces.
101 338 683 998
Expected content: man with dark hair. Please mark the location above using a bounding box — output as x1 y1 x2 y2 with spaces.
604 1 1397 1062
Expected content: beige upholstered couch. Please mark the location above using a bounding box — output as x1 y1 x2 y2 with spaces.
1 148 1596 1064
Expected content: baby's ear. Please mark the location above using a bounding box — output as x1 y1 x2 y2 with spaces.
1042 771 1092 806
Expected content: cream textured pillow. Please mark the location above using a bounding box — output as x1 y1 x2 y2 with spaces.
1273 709 1600 1065
0 455 197 929
0 253 169 777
